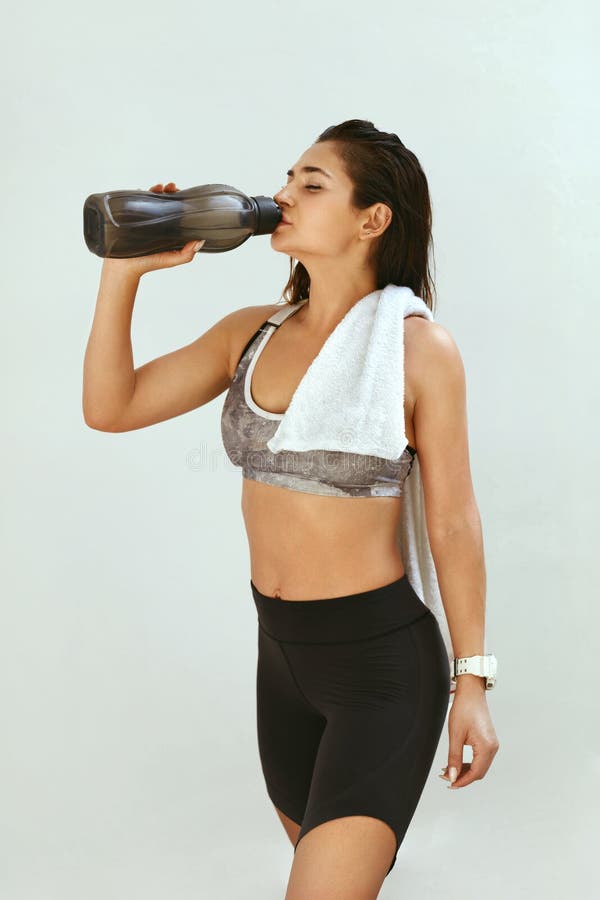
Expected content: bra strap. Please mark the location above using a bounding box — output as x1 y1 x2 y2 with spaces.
266 298 309 327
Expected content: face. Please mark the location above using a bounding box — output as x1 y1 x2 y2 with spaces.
271 142 385 264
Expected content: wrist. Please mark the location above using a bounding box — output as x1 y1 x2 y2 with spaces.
454 673 487 694
101 259 142 285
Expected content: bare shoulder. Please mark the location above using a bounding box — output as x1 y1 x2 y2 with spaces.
404 315 465 400
223 302 284 380
407 316 477 527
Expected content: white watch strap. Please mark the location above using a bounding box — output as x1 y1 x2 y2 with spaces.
454 655 486 676
453 653 497 677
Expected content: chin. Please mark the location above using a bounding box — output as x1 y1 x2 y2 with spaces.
270 233 296 254
270 242 294 257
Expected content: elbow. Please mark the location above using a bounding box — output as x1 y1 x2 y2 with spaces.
82 408 121 432
426 504 482 543
84 417 113 432
82 393 125 432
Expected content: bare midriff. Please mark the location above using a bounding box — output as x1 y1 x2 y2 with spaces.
241 480 408 600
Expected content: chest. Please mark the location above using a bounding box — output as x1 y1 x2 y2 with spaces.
249 324 328 415
248 320 417 434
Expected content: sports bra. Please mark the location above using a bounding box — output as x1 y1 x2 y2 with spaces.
220 300 416 498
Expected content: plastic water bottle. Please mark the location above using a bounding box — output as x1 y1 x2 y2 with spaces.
83 183 283 258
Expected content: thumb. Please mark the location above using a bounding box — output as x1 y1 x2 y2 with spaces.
177 239 204 257
446 750 464 785
170 239 205 264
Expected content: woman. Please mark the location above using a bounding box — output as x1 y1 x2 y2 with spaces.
83 118 499 899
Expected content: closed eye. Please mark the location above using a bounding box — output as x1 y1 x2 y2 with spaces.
306 185 321 191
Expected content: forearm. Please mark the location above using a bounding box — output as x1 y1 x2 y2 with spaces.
428 516 487 694
82 263 140 427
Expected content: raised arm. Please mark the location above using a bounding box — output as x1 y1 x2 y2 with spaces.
82 258 241 432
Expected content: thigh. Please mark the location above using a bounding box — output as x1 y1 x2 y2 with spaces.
285 612 450 876
256 624 326 824
274 805 302 845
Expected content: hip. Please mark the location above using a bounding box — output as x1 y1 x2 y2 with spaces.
253 573 451 716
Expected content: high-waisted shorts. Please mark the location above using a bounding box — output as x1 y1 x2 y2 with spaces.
251 572 450 878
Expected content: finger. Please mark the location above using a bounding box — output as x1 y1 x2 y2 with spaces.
164 182 177 191
450 740 498 789
181 240 204 255
445 761 472 788
445 755 464 785
439 761 470 785
438 764 459 783
148 184 164 192
448 760 486 789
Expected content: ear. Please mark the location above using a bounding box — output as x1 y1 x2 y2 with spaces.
360 202 393 240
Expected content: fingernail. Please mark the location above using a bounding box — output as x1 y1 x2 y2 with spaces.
449 767 458 783
194 240 205 251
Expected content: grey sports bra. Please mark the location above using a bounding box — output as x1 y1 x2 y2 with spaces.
220 300 416 498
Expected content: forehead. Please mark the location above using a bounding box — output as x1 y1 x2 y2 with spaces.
289 143 345 181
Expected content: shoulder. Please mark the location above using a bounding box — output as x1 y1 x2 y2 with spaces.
406 316 477 528
222 302 285 380
404 315 465 400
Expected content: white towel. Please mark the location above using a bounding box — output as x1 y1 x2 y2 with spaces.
267 283 427 457
398 452 455 693
266 283 455 688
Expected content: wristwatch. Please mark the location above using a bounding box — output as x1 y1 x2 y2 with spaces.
451 653 497 690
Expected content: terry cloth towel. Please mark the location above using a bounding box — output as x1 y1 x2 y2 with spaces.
266 282 455 691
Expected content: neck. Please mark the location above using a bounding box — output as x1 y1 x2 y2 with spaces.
295 263 378 336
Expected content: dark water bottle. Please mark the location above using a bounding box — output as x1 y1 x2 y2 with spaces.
83 183 283 259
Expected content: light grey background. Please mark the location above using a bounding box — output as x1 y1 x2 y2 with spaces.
1 1 597 897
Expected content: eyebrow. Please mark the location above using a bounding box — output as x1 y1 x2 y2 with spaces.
286 166 333 179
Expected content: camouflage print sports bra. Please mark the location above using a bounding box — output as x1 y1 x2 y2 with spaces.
220 300 416 498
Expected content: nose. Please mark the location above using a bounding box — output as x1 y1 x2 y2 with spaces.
274 184 292 205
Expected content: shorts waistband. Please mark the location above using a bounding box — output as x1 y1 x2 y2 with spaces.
251 574 431 644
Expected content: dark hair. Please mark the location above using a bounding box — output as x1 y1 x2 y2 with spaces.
279 119 437 315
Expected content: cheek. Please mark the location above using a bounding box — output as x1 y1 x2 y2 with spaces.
272 206 354 255
311 210 353 247
299 230 348 257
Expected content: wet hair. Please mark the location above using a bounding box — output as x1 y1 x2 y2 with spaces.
279 118 437 315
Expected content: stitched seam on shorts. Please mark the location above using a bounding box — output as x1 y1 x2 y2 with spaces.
265 782 304 824
301 621 424 820
275 640 325 718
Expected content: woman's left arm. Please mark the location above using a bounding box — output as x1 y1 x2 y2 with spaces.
409 317 500 790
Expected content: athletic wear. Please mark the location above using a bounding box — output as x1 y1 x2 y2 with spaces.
262 286 431 459
252 573 450 877
220 300 416 498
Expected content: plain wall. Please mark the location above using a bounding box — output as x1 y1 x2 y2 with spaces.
1 0 597 897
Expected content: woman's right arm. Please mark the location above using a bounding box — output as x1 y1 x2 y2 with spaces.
82 181 238 433
83 267 239 435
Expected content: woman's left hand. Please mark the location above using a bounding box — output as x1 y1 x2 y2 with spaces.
440 682 500 789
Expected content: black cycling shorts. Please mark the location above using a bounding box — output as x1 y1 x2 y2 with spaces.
251 573 450 878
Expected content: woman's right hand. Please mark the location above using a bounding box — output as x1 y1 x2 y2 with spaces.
101 182 205 279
